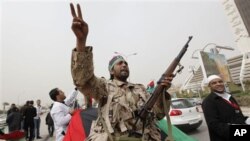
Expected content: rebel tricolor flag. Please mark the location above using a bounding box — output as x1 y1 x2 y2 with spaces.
63 107 98 141
0 130 25 140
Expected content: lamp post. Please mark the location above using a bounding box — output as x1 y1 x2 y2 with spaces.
114 52 138 60
191 49 202 59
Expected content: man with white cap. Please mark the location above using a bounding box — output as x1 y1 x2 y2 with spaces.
202 74 250 141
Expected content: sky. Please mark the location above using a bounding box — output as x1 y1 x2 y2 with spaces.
0 0 241 107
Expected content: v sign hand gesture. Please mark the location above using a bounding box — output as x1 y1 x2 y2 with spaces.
70 3 88 52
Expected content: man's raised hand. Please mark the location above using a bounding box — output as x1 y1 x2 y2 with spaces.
70 3 88 51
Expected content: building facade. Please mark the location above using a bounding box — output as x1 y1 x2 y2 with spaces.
181 0 250 92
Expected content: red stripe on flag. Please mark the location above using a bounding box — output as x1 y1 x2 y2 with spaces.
63 109 86 141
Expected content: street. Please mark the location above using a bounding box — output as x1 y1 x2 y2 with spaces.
188 114 209 141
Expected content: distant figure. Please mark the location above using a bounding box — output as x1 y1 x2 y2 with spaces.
49 88 78 141
20 101 30 130
7 103 17 116
46 104 54 137
6 107 22 132
23 100 37 141
34 99 43 139
146 80 155 94
202 75 250 141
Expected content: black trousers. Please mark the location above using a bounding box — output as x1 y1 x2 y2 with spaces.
24 122 34 141
48 125 54 136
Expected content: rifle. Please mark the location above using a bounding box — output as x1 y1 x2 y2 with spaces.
137 36 193 121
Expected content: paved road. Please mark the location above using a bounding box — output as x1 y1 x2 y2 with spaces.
188 113 209 141
35 114 55 141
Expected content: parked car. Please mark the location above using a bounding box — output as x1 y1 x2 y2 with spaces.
187 98 202 106
168 98 202 132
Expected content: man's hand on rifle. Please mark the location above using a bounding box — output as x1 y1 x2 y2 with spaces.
159 75 173 89
70 3 88 52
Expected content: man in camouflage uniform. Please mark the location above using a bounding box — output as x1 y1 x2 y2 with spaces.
69 3 173 141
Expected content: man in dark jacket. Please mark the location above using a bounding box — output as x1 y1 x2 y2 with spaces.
7 103 17 116
202 75 250 141
6 107 22 132
23 100 37 141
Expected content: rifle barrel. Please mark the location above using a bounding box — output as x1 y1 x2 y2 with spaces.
138 36 193 119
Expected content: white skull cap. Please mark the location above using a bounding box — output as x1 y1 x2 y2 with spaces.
207 75 222 85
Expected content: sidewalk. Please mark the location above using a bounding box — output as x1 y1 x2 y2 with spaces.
241 106 250 117
33 113 55 141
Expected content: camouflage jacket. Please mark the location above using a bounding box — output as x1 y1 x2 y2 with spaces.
71 47 166 141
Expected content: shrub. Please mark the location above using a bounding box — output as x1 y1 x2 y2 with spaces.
235 95 250 107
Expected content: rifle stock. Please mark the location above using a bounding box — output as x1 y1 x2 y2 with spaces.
138 36 193 120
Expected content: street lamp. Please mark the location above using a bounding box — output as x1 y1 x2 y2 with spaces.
114 52 138 60
191 49 202 59
191 43 234 59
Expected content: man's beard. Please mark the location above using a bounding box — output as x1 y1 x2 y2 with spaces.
118 71 129 82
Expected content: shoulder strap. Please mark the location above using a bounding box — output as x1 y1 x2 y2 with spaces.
163 92 174 141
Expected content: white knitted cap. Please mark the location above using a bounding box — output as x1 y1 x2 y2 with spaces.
206 75 222 85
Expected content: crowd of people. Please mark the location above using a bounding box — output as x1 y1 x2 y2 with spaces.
4 99 53 141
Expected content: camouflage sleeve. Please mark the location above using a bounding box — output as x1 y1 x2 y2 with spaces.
71 47 108 101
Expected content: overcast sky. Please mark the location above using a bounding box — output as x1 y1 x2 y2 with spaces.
0 0 241 107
